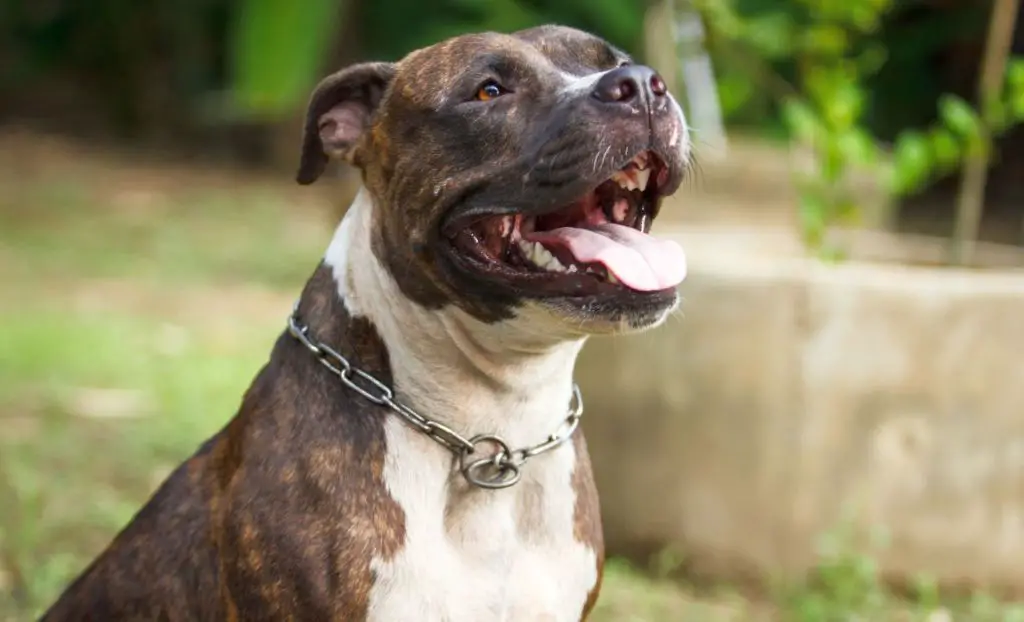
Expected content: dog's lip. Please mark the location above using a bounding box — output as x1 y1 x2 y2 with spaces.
438 149 685 296
440 148 674 237
448 247 677 296
445 236 682 298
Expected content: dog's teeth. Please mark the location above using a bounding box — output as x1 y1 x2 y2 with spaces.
613 171 638 191
542 254 566 272
538 249 566 273
635 168 650 192
518 239 535 259
531 242 548 265
607 272 619 284
519 239 565 272
633 152 649 169
499 216 513 238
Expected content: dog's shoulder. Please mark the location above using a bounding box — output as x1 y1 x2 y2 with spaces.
206 265 406 619
44 262 407 620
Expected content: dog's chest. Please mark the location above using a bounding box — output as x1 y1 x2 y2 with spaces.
365 419 598 622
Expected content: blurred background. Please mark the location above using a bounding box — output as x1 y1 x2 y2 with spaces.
1 0 1023 619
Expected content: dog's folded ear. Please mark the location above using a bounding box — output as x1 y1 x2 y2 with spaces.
296 62 397 185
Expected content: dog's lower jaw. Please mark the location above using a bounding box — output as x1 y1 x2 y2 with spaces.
323 188 603 621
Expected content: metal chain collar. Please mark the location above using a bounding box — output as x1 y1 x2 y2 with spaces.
286 303 584 490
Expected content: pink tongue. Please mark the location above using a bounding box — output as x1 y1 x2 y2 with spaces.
527 223 687 292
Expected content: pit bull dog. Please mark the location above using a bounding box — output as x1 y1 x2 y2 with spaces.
41 24 690 621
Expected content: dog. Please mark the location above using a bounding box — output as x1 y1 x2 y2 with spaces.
41 24 690 621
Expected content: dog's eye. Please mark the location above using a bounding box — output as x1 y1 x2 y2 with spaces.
475 80 507 102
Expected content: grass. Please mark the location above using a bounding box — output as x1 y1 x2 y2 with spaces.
2 136 1023 620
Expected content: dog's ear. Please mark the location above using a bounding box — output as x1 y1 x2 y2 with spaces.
296 62 397 185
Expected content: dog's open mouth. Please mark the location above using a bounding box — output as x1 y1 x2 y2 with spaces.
448 151 686 294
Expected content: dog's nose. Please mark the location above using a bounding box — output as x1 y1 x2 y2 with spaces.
591 65 668 106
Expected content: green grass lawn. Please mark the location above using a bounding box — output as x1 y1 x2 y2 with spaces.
2 142 1022 621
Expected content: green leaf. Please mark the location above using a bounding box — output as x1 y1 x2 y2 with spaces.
819 140 845 184
1012 83 1024 121
803 66 837 109
801 24 849 56
937 94 981 139
228 0 342 119
740 12 797 59
985 98 1011 133
890 131 932 195
836 128 878 166
716 73 756 117
1008 58 1024 91
782 99 822 144
823 81 864 130
854 44 889 77
928 128 960 170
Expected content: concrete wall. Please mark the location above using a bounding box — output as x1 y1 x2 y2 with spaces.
578 227 1024 590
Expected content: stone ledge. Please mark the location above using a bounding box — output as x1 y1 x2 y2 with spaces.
579 233 1024 591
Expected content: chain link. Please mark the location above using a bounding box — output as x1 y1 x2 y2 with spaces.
287 303 583 489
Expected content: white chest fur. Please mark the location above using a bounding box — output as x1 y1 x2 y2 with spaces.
366 419 597 622
326 189 600 621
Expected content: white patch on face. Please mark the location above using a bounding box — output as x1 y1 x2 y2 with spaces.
323 189 600 621
557 69 608 100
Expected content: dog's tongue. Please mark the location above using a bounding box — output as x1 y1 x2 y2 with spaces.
527 223 687 291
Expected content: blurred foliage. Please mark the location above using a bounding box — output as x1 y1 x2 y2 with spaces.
1 0 1019 249
358 0 644 61
0 0 647 128
226 0 647 118
0 0 231 135
0 0 1002 133
694 0 1024 252
699 0 989 137
229 0 343 118
778 516 1024 621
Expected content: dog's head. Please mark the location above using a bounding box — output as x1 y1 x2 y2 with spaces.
298 25 689 336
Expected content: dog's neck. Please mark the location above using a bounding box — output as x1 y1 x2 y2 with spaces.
322 188 585 446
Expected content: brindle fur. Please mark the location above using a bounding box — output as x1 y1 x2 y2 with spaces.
41 266 406 620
